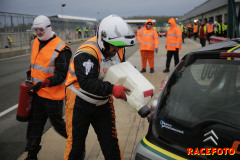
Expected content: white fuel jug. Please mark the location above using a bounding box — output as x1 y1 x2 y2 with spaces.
103 61 155 118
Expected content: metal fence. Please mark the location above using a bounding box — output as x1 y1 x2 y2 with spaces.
0 12 98 49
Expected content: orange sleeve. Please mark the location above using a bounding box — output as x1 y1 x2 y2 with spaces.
176 27 182 48
136 29 142 42
154 30 159 48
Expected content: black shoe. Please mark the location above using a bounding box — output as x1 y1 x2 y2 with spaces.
25 153 38 160
150 68 154 73
24 147 40 160
140 69 146 73
163 69 169 73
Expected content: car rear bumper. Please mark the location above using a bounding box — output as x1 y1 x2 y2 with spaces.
134 137 188 160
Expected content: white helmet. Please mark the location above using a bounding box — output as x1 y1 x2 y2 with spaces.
97 14 136 50
32 15 54 41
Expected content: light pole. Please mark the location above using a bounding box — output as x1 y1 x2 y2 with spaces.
61 4 66 18
97 11 100 21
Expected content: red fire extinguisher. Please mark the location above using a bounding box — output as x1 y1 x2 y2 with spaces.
16 81 33 122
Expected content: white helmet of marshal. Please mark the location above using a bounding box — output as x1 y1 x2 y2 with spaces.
32 15 54 41
97 14 136 50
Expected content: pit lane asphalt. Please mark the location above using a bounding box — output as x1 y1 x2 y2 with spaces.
0 42 140 160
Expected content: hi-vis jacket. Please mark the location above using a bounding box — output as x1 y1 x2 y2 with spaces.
136 19 159 51
30 36 67 100
165 18 182 51
206 23 214 33
198 25 207 37
193 24 198 33
65 36 124 106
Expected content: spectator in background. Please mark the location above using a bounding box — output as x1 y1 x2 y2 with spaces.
193 22 199 40
187 23 192 38
7 35 14 48
30 33 37 45
223 20 228 37
199 21 207 47
214 20 222 37
76 26 82 38
206 20 214 44
94 25 98 35
83 26 88 37
178 22 185 43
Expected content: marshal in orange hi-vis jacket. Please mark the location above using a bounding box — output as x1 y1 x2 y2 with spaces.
136 19 159 73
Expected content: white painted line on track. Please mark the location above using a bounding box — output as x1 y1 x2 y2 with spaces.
0 54 30 62
0 104 18 118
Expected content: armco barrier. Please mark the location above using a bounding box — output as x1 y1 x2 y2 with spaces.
210 36 230 44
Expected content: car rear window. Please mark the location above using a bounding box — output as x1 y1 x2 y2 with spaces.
160 59 240 127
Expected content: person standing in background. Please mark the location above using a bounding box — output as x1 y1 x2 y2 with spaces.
7 35 14 48
76 26 82 38
163 18 182 73
214 20 222 37
193 22 199 40
199 21 207 47
179 22 185 43
136 19 159 73
223 20 228 37
206 20 214 44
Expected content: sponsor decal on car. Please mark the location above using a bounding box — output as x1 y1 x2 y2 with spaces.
160 120 184 134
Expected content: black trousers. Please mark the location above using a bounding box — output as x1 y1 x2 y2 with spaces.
68 97 121 160
26 94 67 152
194 33 198 40
166 51 179 69
200 38 206 47
207 32 213 44
182 32 185 43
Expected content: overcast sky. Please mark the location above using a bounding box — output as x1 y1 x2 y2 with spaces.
1 0 207 19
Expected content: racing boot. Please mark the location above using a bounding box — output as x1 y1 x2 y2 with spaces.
24 145 41 160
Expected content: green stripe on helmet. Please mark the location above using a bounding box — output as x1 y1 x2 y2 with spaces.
107 41 127 46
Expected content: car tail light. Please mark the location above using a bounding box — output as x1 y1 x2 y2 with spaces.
147 95 159 121
220 52 240 57
147 76 169 121
160 76 168 90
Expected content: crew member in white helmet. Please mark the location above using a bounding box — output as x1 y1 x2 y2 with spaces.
64 14 136 160
24 15 72 160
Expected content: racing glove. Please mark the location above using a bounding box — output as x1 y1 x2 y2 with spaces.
31 79 50 93
112 85 130 101
155 48 158 54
